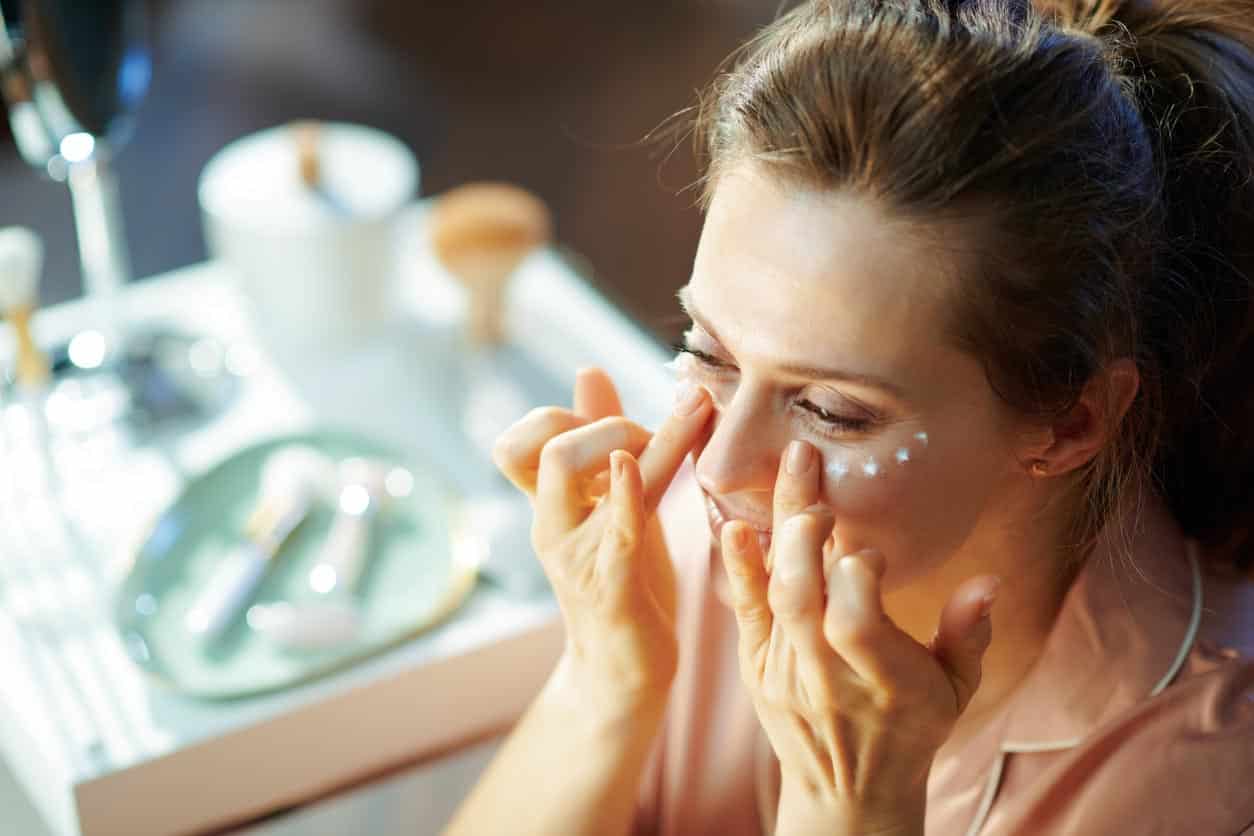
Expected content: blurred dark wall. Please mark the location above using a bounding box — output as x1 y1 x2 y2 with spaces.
0 0 777 344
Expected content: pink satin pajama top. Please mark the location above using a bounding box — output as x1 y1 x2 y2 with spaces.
631 459 1254 835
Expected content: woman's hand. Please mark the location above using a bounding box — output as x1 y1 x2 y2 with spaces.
493 367 713 717
719 439 1001 836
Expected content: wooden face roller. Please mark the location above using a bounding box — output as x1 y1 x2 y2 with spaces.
427 182 553 347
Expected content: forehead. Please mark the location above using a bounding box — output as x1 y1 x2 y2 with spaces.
689 166 962 382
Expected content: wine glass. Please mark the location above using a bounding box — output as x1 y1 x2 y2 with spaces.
0 0 235 432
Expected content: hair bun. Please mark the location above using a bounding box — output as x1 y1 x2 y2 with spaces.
1034 0 1254 63
1036 0 1254 568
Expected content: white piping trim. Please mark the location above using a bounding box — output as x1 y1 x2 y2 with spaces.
963 545 1204 835
1001 736 1086 753
963 750 1006 836
1148 543 1203 698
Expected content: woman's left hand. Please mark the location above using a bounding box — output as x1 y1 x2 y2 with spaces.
719 439 1001 836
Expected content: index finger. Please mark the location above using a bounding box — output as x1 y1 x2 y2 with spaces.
573 367 624 421
638 383 714 511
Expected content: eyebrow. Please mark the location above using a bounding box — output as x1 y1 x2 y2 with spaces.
676 284 907 398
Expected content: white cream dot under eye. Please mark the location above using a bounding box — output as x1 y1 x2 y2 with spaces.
826 459 851 482
664 352 931 484
822 429 930 486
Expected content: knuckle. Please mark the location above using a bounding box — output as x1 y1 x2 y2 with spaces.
724 560 760 589
498 407 571 463
526 405 568 425
538 434 576 473
872 687 904 716
767 577 809 617
824 613 877 648
593 416 633 450
593 414 630 432
777 515 812 547
734 600 772 630
491 434 519 471
530 407 575 440
608 523 638 552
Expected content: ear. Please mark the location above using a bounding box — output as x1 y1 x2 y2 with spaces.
1020 358 1140 477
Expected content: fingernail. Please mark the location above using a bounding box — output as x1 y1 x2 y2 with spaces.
611 451 624 481
674 381 705 415
978 578 1001 619
785 440 813 475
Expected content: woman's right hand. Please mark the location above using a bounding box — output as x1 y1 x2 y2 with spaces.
493 367 713 715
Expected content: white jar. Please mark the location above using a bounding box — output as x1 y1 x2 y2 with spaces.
198 122 419 347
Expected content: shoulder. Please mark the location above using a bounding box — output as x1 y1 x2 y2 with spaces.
1071 559 1254 833
991 561 1254 836
1031 652 1254 835
1106 652 1254 830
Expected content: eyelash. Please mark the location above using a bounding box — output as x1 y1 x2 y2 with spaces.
668 343 875 437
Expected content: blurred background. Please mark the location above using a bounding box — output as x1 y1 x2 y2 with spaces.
0 4 789 833
0 0 780 344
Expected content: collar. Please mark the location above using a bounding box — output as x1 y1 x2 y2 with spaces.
995 497 1203 753
951 498 1206 836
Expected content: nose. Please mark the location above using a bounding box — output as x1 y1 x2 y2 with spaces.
693 382 786 499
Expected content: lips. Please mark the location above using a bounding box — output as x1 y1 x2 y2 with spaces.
703 492 773 553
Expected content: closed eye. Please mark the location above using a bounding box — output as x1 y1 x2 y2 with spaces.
669 344 874 436
669 343 728 370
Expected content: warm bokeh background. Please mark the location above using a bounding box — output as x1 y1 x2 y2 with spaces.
0 0 780 345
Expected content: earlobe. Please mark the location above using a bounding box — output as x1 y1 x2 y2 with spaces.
1022 358 1140 478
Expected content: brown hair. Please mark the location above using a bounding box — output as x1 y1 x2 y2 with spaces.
683 0 1254 573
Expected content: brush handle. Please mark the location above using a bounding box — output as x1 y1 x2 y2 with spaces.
10 306 49 388
309 511 372 595
185 545 269 641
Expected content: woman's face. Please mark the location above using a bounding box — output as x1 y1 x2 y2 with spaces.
684 164 1028 594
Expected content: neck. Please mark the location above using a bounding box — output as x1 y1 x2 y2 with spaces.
884 495 1084 754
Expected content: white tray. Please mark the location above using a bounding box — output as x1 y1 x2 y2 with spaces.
0 204 674 836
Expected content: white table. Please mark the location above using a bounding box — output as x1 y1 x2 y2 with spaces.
0 207 674 836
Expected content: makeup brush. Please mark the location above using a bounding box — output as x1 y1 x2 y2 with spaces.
0 226 50 389
247 458 416 652
427 183 554 476
428 182 552 348
185 446 333 643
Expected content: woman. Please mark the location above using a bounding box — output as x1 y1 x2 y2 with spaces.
446 1 1254 833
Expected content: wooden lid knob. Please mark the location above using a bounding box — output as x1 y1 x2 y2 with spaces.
428 182 552 347
291 120 323 189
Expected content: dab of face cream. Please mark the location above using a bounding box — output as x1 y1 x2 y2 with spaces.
826 459 850 481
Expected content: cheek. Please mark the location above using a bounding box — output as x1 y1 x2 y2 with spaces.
818 442 922 516
814 436 960 575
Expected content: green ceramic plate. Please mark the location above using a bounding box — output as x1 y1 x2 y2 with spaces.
113 430 479 700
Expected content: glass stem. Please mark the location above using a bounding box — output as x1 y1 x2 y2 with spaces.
66 155 131 349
